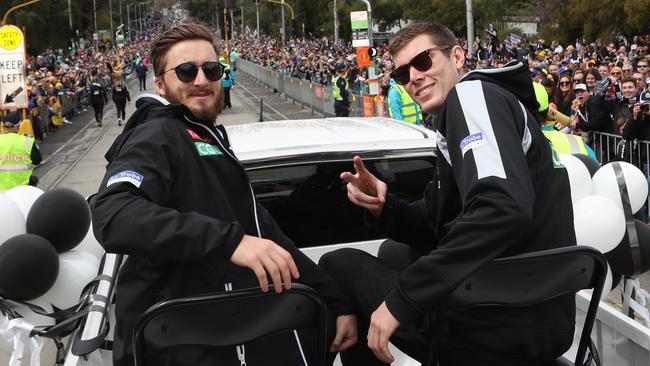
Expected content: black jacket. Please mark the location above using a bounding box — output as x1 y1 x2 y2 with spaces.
379 63 577 365
620 92 650 162
575 94 615 133
92 95 352 365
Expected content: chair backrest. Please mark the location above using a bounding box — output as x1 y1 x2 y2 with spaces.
132 283 327 366
445 245 607 366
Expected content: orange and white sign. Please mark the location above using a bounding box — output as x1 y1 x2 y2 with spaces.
0 25 27 109
356 47 371 67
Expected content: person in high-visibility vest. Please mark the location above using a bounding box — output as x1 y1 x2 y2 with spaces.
532 81 598 161
229 48 238 85
387 78 422 124
0 121 42 190
332 64 351 117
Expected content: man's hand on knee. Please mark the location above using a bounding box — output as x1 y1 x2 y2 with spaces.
368 301 399 363
230 234 300 293
330 314 358 353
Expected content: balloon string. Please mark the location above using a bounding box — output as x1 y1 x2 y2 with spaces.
628 278 650 327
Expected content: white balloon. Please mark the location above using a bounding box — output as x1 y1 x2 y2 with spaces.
559 153 593 203
41 251 99 310
592 162 649 215
5 185 44 220
0 193 27 245
75 223 105 261
574 195 626 253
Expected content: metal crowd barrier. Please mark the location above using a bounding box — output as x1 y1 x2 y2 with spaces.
238 59 390 119
590 131 650 219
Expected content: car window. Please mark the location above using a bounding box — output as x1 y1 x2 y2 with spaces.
248 157 435 247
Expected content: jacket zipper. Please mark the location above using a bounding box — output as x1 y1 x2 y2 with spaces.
224 282 246 365
192 115 258 366
191 117 307 366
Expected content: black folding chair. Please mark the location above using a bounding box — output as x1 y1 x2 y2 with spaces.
429 245 607 366
132 283 328 366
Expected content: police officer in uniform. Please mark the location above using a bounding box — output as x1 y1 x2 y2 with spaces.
0 121 41 190
332 64 351 117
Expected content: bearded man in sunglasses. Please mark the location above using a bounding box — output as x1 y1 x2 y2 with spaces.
92 23 357 366
320 22 576 365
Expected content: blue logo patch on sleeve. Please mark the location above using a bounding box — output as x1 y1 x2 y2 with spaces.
107 170 144 188
459 132 485 156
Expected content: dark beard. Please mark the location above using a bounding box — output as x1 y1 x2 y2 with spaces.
191 105 219 123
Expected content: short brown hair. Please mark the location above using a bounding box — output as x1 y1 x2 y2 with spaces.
389 22 458 58
150 23 220 77
620 77 636 86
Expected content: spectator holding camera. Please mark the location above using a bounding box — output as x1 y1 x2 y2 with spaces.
622 78 650 142
569 81 615 134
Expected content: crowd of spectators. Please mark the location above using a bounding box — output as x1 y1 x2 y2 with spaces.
235 29 650 153
0 18 160 145
234 33 394 94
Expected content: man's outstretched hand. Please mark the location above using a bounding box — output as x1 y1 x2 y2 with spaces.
340 156 388 217
230 235 300 293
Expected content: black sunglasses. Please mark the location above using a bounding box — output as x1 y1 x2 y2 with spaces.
162 61 224 83
390 45 453 85
559 81 571 86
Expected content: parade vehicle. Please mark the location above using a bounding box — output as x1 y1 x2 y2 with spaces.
2 117 649 365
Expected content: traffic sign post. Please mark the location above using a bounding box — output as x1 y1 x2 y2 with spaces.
0 25 27 110
351 11 379 95
350 11 369 48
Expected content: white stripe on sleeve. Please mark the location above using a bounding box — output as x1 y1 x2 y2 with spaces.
455 81 507 179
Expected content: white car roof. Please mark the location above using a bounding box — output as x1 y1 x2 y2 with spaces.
226 117 436 162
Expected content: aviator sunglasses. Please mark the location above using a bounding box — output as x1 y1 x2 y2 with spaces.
162 61 225 83
390 45 453 85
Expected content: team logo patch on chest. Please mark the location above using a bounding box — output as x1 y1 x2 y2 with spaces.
195 141 222 157
459 132 485 156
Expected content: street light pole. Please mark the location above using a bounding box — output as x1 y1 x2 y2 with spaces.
333 0 338 46
224 3 229 64
360 0 372 47
240 0 243 35
230 8 234 38
67 0 72 30
466 0 474 58
93 0 97 35
215 0 220 36
109 0 114 41
280 0 285 41
127 3 131 39
119 0 123 27
138 2 143 33
255 0 259 39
